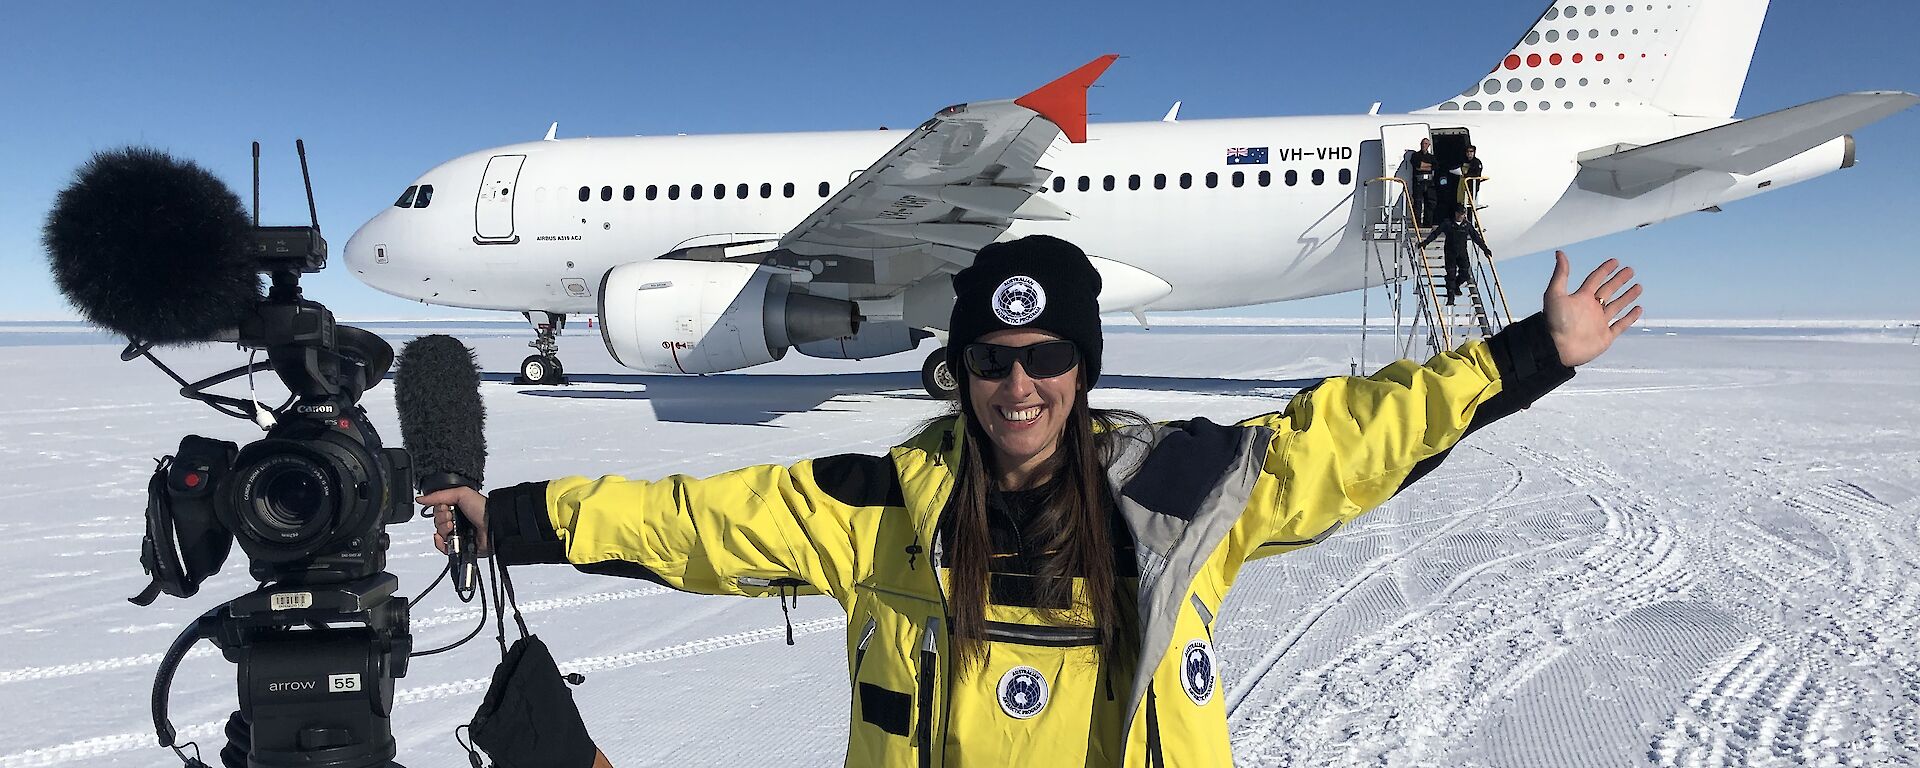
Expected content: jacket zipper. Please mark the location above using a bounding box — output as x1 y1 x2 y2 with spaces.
739 576 809 645
736 576 809 589
853 616 877 686
907 453 955 768
1190 594 1214 640
917 617 941 768
1258 520 1343 549
1145 686 1165 768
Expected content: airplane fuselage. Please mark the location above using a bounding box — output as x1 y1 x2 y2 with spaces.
344 112 1850 317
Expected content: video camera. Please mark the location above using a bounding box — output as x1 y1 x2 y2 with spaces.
45 142 414 768
138 257 412 592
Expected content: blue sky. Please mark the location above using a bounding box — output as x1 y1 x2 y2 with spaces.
3 1 1914 321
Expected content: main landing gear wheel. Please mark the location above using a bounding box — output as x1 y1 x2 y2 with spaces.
519 355 564 385
922 348 959 401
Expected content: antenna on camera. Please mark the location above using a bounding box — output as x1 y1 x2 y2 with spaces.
297 139 320 237
251 141 261 229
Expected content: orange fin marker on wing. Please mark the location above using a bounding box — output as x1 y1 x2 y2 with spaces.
1014 54 1120 144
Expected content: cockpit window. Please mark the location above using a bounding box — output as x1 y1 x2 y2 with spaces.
393 186 418 208
414 184 435 208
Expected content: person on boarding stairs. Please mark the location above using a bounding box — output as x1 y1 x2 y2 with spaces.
423 235 1644 767
1410 137 1439 226
1420 206 1494 304
1455 144 1486 210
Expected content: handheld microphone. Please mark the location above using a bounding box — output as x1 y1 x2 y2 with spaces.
394 335 488 598
42 147 262 343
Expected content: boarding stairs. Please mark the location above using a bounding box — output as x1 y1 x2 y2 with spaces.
1358 175 1513 369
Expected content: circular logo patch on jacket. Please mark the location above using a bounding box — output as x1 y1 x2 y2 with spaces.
991 276 1046 326
997 665 1049 719
1181 640 1216 706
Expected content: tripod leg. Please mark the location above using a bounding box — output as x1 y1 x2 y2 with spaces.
220 711 250 768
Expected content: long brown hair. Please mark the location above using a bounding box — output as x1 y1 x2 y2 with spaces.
945 381 1144 672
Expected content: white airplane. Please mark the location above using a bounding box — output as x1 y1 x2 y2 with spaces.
344 0 1913 397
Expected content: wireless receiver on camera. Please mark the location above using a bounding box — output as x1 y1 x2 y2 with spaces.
394 334 487 598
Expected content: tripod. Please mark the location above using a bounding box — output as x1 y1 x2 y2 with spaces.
153 574 412 768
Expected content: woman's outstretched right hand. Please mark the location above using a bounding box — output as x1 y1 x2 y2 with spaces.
420 487 491 557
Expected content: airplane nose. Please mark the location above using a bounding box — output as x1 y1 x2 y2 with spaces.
343 214 387 275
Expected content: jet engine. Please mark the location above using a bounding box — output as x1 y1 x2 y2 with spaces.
598 260 859 374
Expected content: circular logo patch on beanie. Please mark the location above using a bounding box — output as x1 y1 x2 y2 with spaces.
997 665 1049 719
991 276 1046 326
1182 639 1217 706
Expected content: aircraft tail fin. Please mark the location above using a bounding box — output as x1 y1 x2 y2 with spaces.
1419 0 1769 118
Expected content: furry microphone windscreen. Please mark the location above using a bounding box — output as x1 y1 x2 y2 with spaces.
42 147 261 343
394 334 488 487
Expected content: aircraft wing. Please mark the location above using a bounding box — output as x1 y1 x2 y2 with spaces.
1578 91 1919 197
769 56 1118 290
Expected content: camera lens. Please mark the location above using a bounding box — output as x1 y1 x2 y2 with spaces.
221 422 390 569
232 453 336 549
256 464 326 533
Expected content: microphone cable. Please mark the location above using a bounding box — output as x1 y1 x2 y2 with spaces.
409 558 490 658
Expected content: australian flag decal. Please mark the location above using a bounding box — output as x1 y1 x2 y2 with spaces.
1226 147 1269 165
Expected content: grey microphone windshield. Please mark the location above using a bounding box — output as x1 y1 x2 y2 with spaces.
394 335 487 493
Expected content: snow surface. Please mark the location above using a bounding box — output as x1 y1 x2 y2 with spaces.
1 322 1916 767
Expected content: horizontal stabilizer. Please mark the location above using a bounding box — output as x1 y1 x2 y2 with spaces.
1578 91 1917 196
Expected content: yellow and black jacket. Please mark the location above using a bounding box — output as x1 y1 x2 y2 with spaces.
487 313 1574 767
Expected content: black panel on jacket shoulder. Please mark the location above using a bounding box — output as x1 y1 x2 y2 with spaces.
812 454 906 508
1121 418 1248 521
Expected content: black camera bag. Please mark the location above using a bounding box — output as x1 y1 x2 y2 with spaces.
464 557 607 768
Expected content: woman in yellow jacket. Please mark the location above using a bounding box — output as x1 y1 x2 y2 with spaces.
425 235 1643 767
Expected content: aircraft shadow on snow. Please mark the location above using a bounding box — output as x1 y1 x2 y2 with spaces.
485 371 1321 426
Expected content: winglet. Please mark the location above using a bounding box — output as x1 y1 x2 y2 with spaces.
543 122 559 141
1015 54 1119 144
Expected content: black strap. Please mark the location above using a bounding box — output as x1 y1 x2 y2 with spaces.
498 558 531 640
490 556 508 657
779 584 795 646
487 555 532 660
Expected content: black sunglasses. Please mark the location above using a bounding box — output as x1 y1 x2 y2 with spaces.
962 340 1079 380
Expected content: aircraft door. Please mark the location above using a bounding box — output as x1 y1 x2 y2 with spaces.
1356 139 1388 239
1431 128 1473 217
475 154 526 244
1378 123 1431 226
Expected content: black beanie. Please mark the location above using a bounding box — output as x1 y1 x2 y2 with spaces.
947 235 1104 385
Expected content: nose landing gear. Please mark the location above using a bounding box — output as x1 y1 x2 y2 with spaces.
515 310 569 385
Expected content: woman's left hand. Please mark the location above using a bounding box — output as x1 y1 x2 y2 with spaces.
1544 250 1644 367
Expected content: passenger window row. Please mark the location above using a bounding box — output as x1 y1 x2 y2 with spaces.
403 167 1348 213
577 181 833 203
1043 169 1352 193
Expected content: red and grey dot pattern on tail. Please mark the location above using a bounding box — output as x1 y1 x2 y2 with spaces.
1415 0 1770 118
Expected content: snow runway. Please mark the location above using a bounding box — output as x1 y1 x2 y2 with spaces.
1 322 1915 767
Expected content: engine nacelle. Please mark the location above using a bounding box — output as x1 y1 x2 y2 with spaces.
598 260 858 374
796 320 922 360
